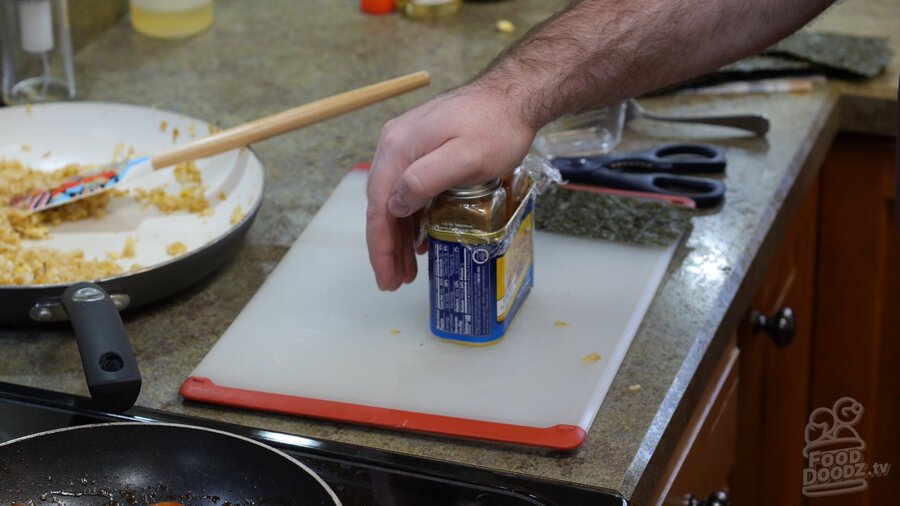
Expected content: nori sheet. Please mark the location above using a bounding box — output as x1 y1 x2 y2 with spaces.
534 186 694 246
652 30 893 93
719 54 818 75
765 31 893 78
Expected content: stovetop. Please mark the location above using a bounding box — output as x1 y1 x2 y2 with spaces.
0 382 626 505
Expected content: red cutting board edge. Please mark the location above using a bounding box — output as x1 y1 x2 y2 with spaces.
180 376 587 450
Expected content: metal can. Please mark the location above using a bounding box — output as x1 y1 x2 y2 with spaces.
426 177 534 345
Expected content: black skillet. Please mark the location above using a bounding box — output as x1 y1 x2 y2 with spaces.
0 422 341 505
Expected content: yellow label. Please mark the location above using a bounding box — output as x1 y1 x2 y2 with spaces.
497 211 533 321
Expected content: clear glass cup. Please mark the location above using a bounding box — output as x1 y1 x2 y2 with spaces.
0 0 76 105
533 101 626 159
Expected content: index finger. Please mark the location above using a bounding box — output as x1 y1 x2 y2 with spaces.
366 129 416 290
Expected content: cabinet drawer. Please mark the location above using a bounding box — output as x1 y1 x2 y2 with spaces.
651 340 739 505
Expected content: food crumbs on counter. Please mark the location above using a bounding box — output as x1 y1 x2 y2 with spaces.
172 127 180 144
554 320 571 328
166 241 188 256
496 19 516 33
230 204 244 225
217 191 227 201
581 352 602 364
188 122 197 138
628 384 642 392
390 329 402 335
20 144 30 152
159 120 168 132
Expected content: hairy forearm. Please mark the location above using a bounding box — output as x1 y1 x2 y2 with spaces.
475 0 835 129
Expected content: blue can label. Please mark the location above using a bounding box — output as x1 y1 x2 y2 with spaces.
428 197 534 345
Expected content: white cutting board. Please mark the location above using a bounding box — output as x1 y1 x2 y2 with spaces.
182 168 676 450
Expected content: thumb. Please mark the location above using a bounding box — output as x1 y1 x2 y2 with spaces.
387 138 487 218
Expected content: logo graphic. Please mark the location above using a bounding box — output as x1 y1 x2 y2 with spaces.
802 397 891 497
471 248 490 264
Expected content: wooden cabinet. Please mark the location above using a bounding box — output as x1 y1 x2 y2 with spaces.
650 339 739 505
734 133 899 505
808 133 899 506
650 133 898 505
732 172 820 505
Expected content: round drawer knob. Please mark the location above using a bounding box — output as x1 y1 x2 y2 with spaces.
706 490 731 506
685 490 732 506
752 306 796 347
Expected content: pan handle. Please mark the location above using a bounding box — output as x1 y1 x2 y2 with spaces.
61 282 142 413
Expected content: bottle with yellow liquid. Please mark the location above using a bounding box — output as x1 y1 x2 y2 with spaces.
130 0 214 39
401 0 461 19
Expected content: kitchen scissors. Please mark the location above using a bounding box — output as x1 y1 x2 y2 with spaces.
550 143 727 208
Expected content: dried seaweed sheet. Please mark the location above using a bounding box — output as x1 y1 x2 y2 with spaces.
654 31 893 94
719 54 817 75
765 31 893 78
534 186 693 246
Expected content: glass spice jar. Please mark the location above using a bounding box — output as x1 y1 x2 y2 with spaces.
428 178 507 234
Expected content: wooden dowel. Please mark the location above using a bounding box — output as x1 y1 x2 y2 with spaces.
151 71 430 169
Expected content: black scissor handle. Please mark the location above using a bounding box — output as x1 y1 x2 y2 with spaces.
600 143 726 173
624 143 726 173
638 172 726 208
572 167 725 208
553 143 726 174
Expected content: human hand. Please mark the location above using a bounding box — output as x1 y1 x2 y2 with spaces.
366 83 537 290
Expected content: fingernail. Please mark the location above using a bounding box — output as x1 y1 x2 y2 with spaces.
388 193 411 217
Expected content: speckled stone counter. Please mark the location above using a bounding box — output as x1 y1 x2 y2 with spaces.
1 0 897 502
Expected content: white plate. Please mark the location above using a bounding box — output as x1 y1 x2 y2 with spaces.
0 101 265 287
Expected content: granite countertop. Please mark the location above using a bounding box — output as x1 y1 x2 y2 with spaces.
1 0 897 502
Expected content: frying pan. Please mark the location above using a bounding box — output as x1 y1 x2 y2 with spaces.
0 422 342 505
0 102 267 413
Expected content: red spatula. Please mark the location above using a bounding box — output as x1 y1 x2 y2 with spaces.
11 71 430 212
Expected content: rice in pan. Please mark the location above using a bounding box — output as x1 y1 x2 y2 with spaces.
0 158 211 285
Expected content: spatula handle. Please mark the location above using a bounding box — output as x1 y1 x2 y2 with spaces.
151 70 431 169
